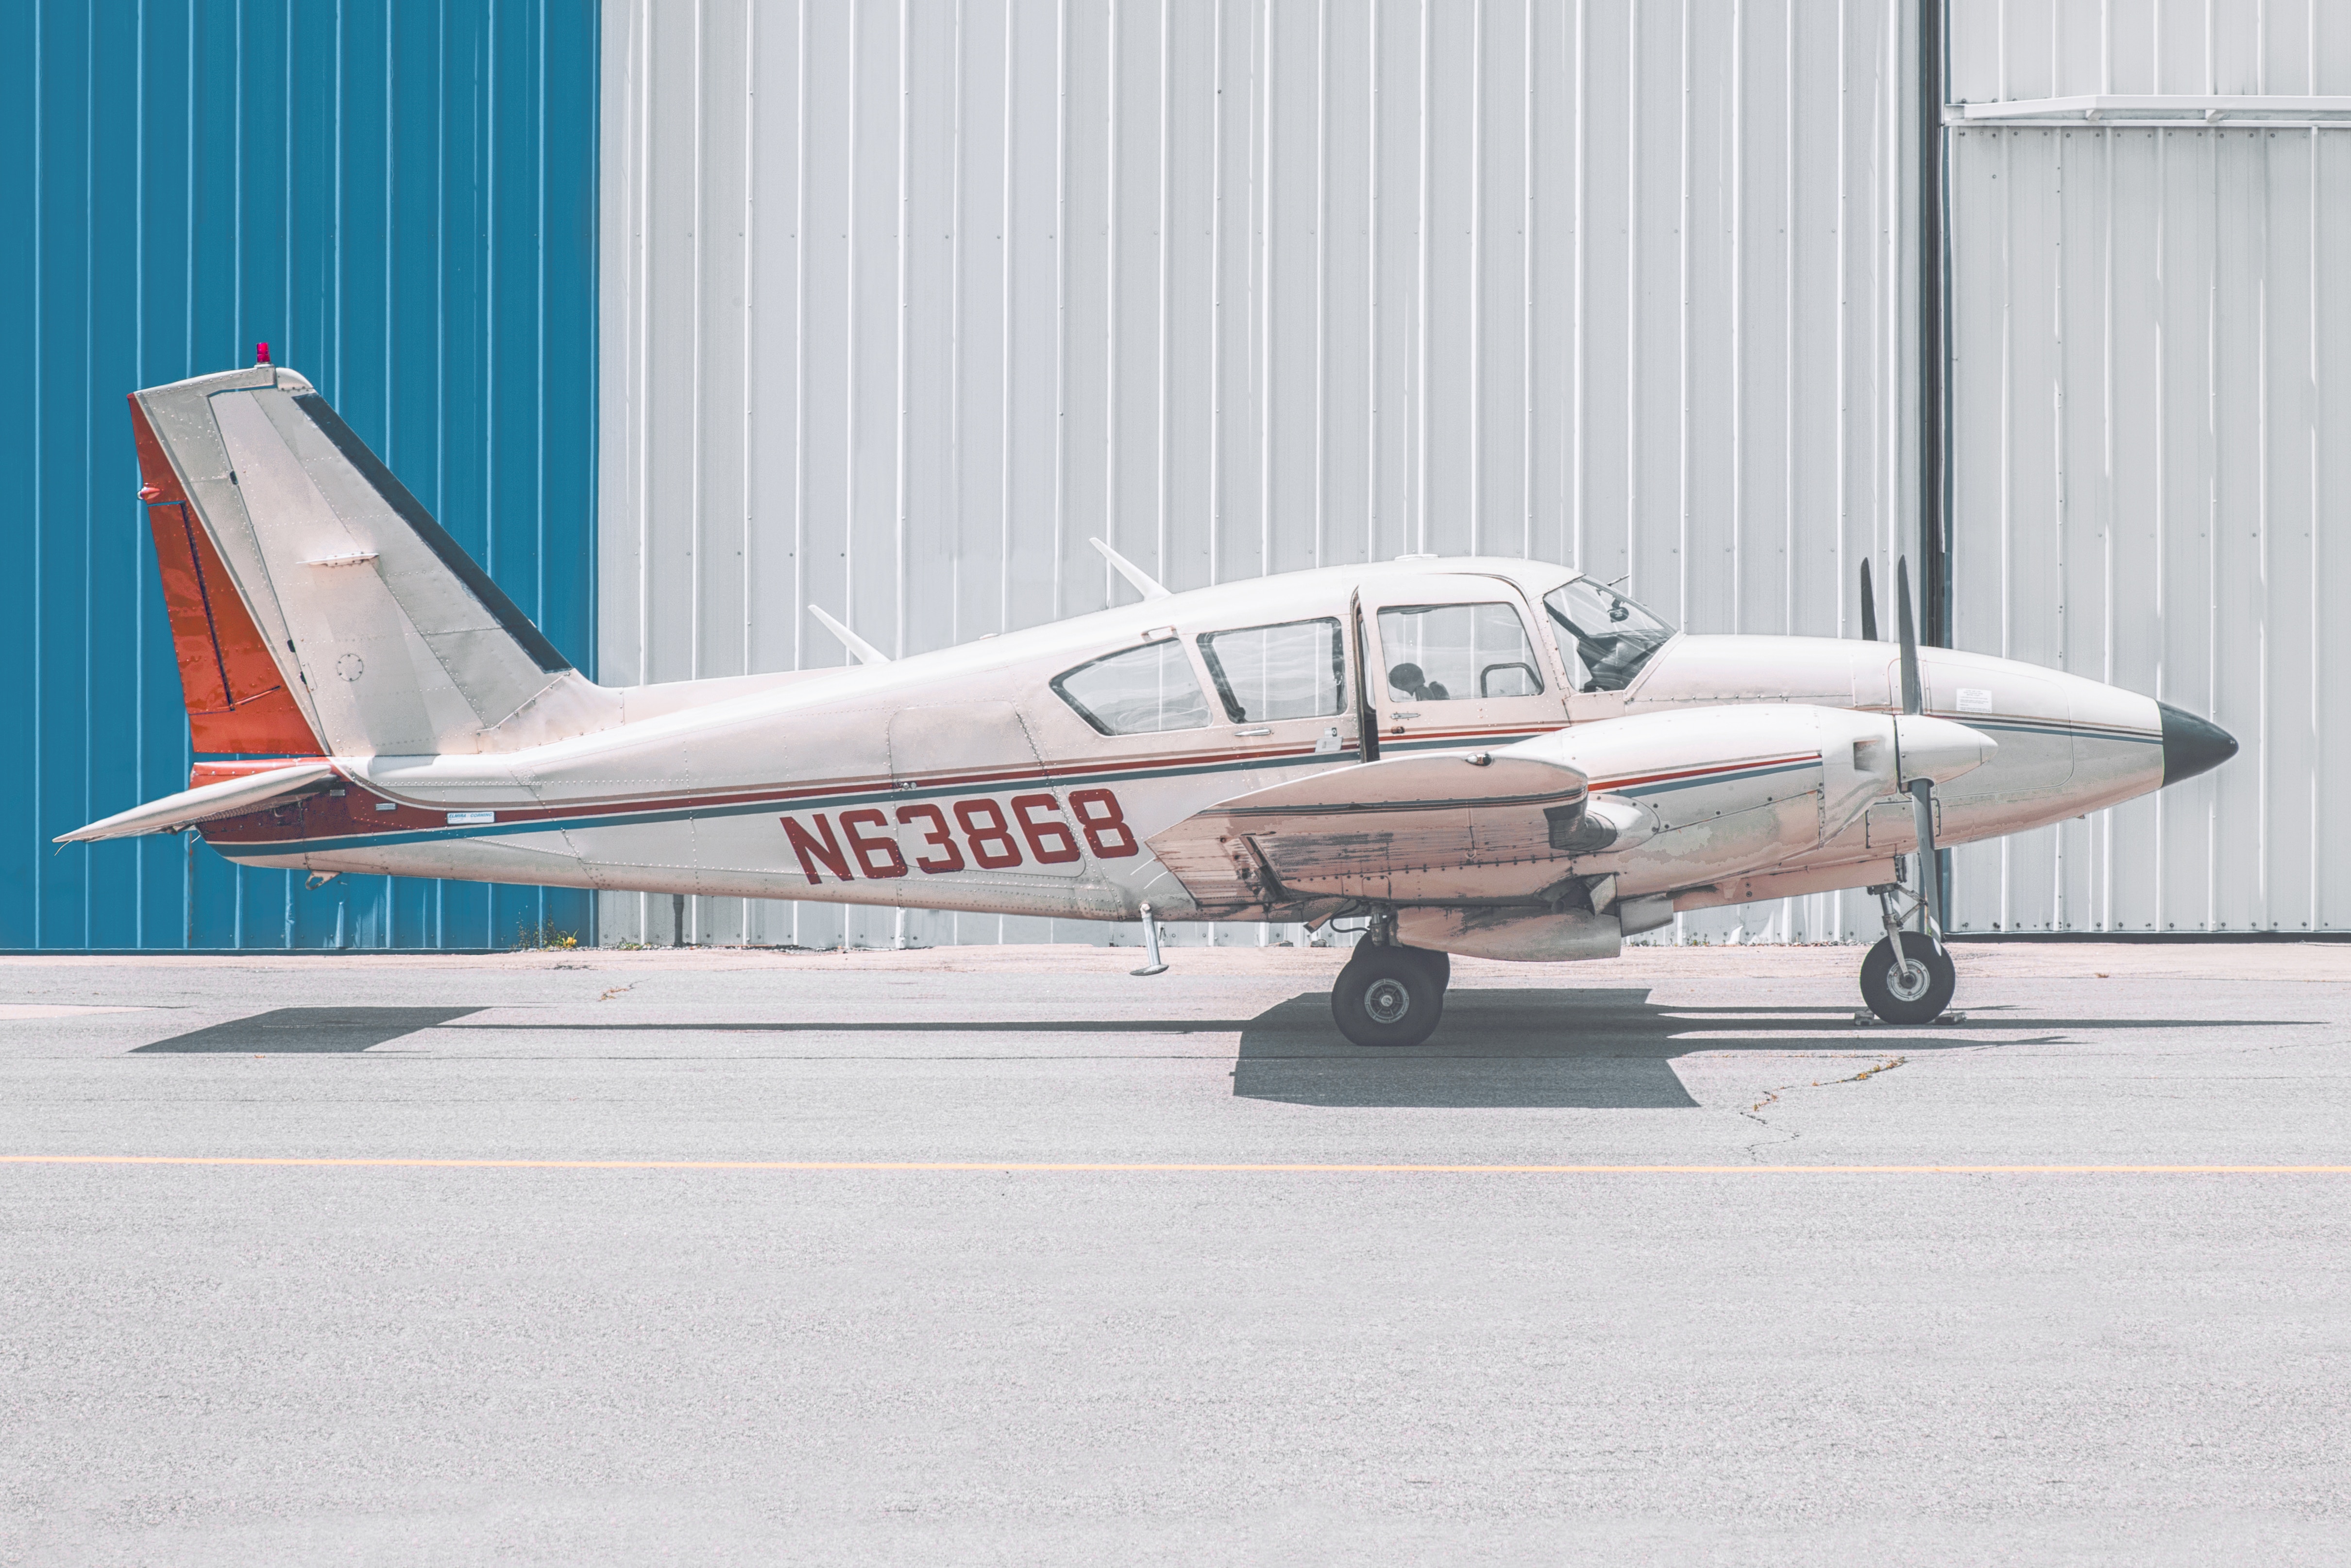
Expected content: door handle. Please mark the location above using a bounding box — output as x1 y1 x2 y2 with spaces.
1234 727 1273 737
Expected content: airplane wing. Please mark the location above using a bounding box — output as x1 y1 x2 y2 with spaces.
1144 751 1590 914
1144 702 1995 922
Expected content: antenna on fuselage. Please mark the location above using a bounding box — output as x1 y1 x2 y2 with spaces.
1859 557 1881 641
808 605 891 665
1088 537 1172 602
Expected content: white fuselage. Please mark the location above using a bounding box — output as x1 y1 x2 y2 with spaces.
204 558 2165 936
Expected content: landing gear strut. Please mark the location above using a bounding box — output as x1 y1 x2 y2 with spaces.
1330 912 1450 1048
1853 554 1961 1026
1859 872 1956 1025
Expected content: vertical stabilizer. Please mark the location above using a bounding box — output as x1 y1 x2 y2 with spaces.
131 366 621 757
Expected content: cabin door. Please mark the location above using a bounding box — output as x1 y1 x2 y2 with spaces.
1356 575 1571 756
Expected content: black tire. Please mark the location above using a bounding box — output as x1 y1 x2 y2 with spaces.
1397 944 1450 991
1340 941 1448 992
1859 936 1957 1025
1332 945 1445 1047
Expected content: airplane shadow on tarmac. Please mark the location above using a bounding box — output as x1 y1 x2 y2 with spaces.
1229 988 2033 1109
130 995 2292 1114
133 1007 484 1054
1231 991 2300 1109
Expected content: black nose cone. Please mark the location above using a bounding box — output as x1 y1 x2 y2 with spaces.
2158 701 2238 786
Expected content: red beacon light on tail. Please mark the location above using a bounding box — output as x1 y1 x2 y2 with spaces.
255 342 271 366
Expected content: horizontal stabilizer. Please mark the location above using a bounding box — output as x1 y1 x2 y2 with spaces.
55 763 335 843
1146 751 1589 913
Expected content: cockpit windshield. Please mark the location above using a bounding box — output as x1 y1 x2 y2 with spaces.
1541 579 1677 692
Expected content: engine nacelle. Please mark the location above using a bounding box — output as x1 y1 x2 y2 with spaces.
1500 703 1993 901
1894 713 1998 788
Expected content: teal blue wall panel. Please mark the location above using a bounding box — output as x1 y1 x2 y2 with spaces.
0 0 598 950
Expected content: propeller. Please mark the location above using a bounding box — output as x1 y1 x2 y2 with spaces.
1894 557 1941 946
1859 557 1879 642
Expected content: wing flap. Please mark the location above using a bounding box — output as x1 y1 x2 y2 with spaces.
1146 752 1589 911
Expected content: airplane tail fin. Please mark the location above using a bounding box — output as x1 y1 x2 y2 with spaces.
131 364 618 758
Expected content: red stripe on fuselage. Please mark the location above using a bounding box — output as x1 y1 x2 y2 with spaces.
202 729 1827 849
1586 751 1819 793
201 738 1349 844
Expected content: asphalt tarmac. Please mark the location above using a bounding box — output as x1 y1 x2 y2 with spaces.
4 941 2348 1567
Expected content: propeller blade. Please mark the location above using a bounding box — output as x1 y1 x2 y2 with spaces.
1895 556 1923 716
1894 557 1942 945
1859 557 1879 642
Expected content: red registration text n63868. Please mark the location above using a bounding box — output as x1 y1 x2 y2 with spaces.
779 788 1138 884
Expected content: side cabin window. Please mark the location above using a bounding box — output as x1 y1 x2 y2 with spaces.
1196 618 1347 723
1051 638 1214 735
1378 603 1545 702
1541 580 1676 692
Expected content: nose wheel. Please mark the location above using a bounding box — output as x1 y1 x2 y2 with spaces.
1859 877 1956 1024
1860 934 1956 1024
1331 941 1449 1048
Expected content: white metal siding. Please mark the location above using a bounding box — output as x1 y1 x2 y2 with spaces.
1945 1 2351 932
1949 0 2351 101
598 0 1922 950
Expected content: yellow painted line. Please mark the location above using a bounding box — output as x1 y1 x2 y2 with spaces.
3 1155 2349 1175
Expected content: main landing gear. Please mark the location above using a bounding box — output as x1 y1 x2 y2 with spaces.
1331 917 1451 1048
1859 871 1957 1025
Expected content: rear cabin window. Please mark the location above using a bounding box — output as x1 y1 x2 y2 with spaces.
1196 618 1347 723
1051 638 1214 735
1378 602 1546 702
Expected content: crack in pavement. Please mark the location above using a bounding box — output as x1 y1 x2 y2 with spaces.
1738 1054 1907 1162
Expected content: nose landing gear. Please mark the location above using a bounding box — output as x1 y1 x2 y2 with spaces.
1859 874 1957 1025
1330 912 1450 1047
1854 555 1963 1027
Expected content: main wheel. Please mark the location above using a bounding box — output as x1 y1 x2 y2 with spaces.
1859 936 1957 1025
1397 944 1450 991
1331 944 1445 1047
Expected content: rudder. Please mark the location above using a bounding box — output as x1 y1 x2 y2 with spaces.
132 390 323 756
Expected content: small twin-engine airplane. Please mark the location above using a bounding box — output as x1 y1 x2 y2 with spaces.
69 361 2237 1045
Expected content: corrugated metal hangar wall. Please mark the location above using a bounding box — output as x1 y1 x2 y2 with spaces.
1944 1 2351 934
597 0 1928 949
3 0 600 952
